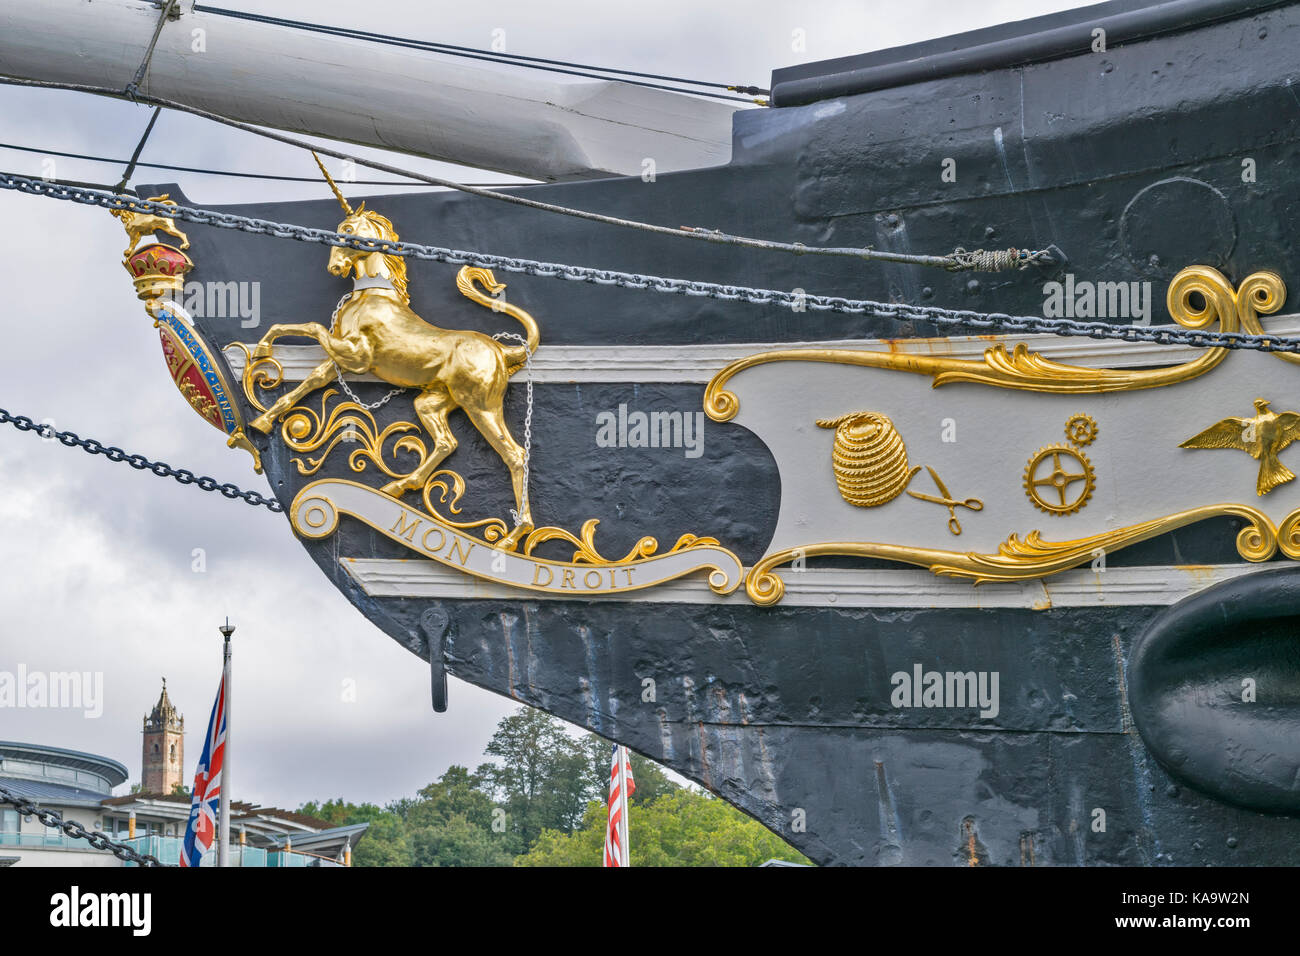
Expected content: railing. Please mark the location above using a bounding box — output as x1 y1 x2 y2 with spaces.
0 829 344 866
0 759 112 794
121 836 343 867
0 829 107 849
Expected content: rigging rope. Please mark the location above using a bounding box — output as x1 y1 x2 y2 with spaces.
0 140 528 187
125 0 179 101
2 171 1296 353
113 106 162 193
192 4 768 103
0 75 1044 272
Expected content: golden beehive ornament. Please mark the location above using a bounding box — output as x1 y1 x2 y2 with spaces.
816 411 914 507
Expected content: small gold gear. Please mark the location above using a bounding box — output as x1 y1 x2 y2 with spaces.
1024 444 1095 515
1064 413 1098 447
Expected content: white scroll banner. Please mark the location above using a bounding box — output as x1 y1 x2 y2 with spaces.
290 478 744 597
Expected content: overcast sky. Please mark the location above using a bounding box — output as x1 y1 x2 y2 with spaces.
0 0 1085 810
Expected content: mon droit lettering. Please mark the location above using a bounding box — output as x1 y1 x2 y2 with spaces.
390 511 422 542
382 501 644 593
388 510 475 567
531 563 637 591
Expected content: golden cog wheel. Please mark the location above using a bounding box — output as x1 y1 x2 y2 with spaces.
1064 413 1099 447
1024 444 1095 515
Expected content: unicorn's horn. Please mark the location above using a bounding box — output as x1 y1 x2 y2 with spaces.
312 151 353 215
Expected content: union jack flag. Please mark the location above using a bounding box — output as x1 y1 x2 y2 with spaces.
603 744 635 867
180 672 227 867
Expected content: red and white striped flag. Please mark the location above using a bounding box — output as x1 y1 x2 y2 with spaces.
603 744 635 867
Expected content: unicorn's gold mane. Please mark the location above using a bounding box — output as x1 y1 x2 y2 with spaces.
348 207 409 304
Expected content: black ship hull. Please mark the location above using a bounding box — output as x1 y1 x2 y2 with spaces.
144 0 1300 865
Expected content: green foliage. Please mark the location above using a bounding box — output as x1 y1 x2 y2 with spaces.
515 790 811 867
298 798 411 867
475 707 592 849
296 705 808 867
169 782 191 798
409 813 515 867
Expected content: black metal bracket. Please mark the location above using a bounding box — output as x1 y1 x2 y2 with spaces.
420 607 450 713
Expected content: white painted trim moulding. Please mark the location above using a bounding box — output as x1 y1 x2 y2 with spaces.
224 319 1300 384
339 558 1258 609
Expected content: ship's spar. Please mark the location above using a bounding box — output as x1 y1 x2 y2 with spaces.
0 0 739 181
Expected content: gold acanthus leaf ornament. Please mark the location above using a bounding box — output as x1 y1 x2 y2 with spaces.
744 502 1288 605
419 470 721 565
704 267 1285 422
523 521 720 566
278 388 429 480
420 469 720 564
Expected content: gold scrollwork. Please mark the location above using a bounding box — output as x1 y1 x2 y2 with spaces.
1233 271 1294 364
523 521 721 566
278 388 428 480
273 381 729 567
422 469 512 543
704 266 1284 422
226 340 284 416
420 469 723 565
745 503 1282 605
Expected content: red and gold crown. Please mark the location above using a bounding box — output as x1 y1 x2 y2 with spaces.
124 243 194 301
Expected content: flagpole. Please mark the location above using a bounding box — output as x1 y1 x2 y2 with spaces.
217 618 235 868
617 746 630 867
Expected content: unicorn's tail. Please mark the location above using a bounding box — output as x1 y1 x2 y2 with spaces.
455 266 540 374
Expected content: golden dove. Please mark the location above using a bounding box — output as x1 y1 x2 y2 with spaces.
1179 398 1300 496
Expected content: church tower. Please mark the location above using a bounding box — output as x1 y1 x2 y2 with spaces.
142 679 185 794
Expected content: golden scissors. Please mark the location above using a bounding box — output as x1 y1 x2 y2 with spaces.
906 466 983 535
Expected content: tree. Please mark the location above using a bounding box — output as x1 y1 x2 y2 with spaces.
404 765 498 830
169 782 191 799
409 813 515 867
515 790 811 867
404 765 518 862
475 707 591 850
298 798 411 867
293 709 796 866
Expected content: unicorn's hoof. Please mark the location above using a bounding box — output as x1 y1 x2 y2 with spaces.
499 520 534 552
249 413 276 434
380 480 410 498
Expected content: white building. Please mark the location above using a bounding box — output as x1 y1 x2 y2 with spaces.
0 682 367 867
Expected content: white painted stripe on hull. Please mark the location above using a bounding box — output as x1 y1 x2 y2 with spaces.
339 558 1260 608
225 318 1300 385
